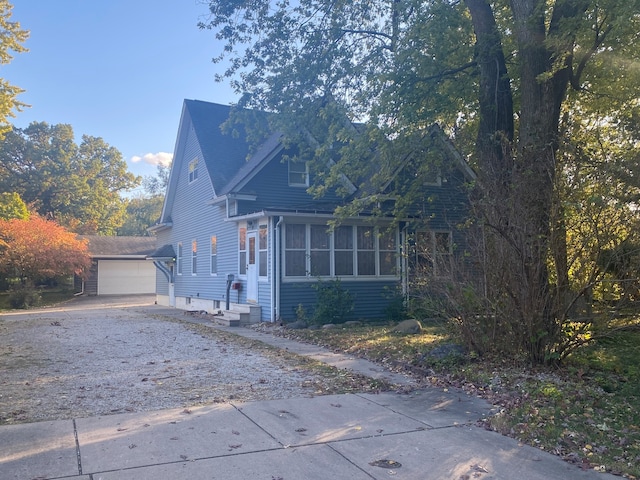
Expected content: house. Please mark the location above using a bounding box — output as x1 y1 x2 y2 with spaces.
75 235 157 295
148 100 475 323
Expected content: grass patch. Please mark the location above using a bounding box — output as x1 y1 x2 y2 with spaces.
273 321 640 478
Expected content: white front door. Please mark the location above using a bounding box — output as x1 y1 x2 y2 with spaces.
246 232 258 303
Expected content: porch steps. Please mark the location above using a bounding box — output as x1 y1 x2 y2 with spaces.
211 304 261 327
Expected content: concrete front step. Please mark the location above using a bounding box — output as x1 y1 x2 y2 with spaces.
211 304 261 327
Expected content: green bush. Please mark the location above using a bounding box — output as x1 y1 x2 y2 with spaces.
311 279 354 325
383 292 409 321
8 287 41 309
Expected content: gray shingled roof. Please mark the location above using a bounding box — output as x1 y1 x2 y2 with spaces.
147 243 176 260
185 100 258 194
80 236 156 257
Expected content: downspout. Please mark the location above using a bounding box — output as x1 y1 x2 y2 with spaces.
274 216 284 322
153 261 174 283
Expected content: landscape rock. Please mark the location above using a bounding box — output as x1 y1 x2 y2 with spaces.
393 319 423 334
285 320 308 330
344 321 362 327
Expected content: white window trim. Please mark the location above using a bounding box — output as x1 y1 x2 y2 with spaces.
238 222 247 278
188 158 199 183
258 223 268 280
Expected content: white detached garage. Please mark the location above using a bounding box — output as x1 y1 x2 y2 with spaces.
77 236 157 296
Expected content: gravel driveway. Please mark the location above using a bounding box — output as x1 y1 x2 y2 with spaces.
0 296 361 425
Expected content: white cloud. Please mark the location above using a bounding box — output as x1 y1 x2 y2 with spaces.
131 152 173 167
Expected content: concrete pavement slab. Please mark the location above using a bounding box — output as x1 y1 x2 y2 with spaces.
360 389 497 428
235 393 427 447
93 444 374 480
0 418 84 479
330 425 615 480
75 403 281 474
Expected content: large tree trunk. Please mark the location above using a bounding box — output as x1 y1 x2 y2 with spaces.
466 0 578 362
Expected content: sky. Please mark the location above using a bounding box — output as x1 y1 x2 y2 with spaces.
3 0 239 196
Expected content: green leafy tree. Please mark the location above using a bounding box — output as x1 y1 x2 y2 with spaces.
0 191 28 219
0 0 28 137
118 164 169 235
204 0 640 363
0 122 140 234
118 195 164 236
142 164 170 197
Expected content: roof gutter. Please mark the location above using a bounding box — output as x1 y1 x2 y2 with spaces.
147 222 172 233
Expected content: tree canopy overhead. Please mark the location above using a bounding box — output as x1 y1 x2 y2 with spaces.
0 0 28 136
203 0 640 363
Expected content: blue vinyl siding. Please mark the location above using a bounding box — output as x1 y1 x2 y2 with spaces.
279 280 400 322
406 168 470 229
238 151 346 214
159 123 272 313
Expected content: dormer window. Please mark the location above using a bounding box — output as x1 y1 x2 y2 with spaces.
189 158 199 183
288 160 308 187
423 167 442 186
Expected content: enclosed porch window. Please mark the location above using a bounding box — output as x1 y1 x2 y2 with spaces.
283 223 399 279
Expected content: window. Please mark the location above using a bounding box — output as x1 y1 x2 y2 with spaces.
288 160 308 186
379 229 397 276
191 240 197 275
284 223 398 278
259 224 268 277
188 158 199 183
285 224 306 276
410 230 452 278
177 242 183 275
357 226 375 276
423 167 442 186
239 226 247 275
210 235 217 275
310 225 330 276
433 231 452 276
334 226 354 276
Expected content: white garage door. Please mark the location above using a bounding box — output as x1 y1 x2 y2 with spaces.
97 260 156 295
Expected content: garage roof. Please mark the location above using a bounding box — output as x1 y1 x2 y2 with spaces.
80 236 157 259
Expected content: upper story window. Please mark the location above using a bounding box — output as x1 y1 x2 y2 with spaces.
189 158 199 183
288 160 308 187
423 167 442 186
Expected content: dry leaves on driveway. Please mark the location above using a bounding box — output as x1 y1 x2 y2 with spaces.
0 297 389 425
